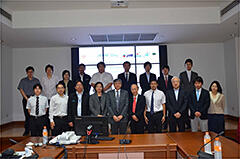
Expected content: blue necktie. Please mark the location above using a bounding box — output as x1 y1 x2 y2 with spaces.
150 91 154 115
196 90 200 101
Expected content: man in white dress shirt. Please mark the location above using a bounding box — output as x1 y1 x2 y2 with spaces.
144 80 166 133
27 83 49 136
49 82 69 136
89 62 113 93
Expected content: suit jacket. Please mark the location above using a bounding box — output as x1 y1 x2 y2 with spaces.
108 89 129 123
77 73 91 94
89 93 109 116
129 94 146 122
166 89 188 117
188 88 210 120
179 71 198 93
140 73 156 95
67 92 90 122
59 80 75 96
157 75 173 94
118 72 137 95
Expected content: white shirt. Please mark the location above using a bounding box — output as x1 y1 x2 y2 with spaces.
49 94 68 122
115 89 121 98
79 74 84 81
186 70 191 82
26 95 49 116
41 75 59 99
144 89 166 112
125 72 129 81
164 75 168 81
89 72 113 92
174 88 179 101
196 88 202 99
76 91 83 116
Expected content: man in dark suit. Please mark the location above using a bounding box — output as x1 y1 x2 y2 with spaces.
188 76 210 132
78 64 91 94
67 80 89 128
166 77 188 132
140 61 156 95
129 84 146 134
179 58 198 129
157 65 173 130
108 79 129 134
118 61 137 96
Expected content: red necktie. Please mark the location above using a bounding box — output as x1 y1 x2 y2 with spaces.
165 76 168 88
132 97 137 113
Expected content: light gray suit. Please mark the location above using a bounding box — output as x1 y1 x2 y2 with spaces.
108 89 129 134
89 93 109 116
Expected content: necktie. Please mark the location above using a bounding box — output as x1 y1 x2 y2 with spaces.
36 96 39 116
165 76 168 88
196 90 200 101
150 91 154 115
126 73 129 82
132 97 137 113
116 90 120 112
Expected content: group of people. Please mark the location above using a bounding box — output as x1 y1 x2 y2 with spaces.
18 58 225 137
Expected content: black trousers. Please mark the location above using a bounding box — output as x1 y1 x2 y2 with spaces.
22 98 30 134
146 111 163 133
130 119 144 134
52 116 70 136
111 121 128 135
168 114 185 132
208 114 225 134
30 115 48 136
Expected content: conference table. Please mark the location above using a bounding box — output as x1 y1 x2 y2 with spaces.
4 132 240 159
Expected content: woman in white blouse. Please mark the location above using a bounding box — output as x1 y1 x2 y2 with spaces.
208 81 225 134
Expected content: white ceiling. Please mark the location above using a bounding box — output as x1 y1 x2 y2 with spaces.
3 0 225 11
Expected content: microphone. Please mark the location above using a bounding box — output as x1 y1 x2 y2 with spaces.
9 138 39 159
197 131 224 159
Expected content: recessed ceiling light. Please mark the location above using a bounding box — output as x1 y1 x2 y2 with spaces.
71 38 77 41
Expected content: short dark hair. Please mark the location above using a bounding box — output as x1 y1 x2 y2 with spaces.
94 82 104 93
79 63 86 68
113 78 122 84
74 80 84 87
209 81 223 94
144 61 152 69
62 70 70 79
123 61 131 66
162 65 170 71
150 80 158 84
185 58 193 65
194 76 204 84
33 83 42 90
25 66 35 72
45 64 54 72
97 62 106 69
56 82 65 89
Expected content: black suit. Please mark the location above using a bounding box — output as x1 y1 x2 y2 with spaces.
157 75 173 94
59 80 75 96
179 70 198 128
188 88 210 120
118 72 137 95
77 73 91 94
140 73 156 95
67 92 90 123
166 89 188 132
129 95 146 134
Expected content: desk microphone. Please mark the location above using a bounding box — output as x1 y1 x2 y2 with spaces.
197 131 224 159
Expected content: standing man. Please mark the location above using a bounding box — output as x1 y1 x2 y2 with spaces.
129 84 146 134
140 61 156 95
189 76 210 132
90 62 113 93
118 61 137 96
108 79 129 134
26 84 49 136
144 80 166 133
49 83 69 136
18 66 40 136
67 80 89 128
179 58 198 129
78 63 91 94
166 77 188 132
